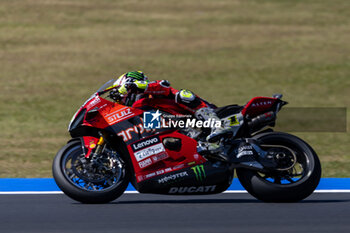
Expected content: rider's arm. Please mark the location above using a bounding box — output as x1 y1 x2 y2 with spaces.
145 80 210 113
144 80 178 97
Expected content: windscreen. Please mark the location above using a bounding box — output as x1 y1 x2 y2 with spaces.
96 79 118 93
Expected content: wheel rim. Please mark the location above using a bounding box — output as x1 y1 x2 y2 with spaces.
61 144 126 192
257 142 310 185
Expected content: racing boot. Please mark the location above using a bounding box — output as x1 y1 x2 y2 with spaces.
207 112 244 143
195 107 232 143
195 108 234 161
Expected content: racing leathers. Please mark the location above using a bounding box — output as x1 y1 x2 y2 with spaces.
143 80 209 113
113 76 233 161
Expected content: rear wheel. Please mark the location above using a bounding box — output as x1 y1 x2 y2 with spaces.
52 140 130 203
236 132 321 202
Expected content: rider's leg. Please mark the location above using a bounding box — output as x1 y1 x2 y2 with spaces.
195 108 245 161
175 90 243 161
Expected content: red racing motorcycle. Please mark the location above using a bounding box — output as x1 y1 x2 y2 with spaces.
52 79 321 203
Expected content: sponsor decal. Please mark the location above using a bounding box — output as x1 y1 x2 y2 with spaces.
165 168 172 172
158 171 189 184
136 164 190 183
89 142 96 149
229 115 240 126
137 171 158 182
173 164 185 170
236 150 253 158
156 170 165 175
138 158 152 168
251 101 272 107
87 96 101 108
236 145 254 158
117 118 156 142
145 172 156 179
117 123 145 142
106 107 134 125
238 145 253 152
151 152 168 162
168 185 216 194
134 143 166 162
137 175 144 182
99 103 108 110
132 137 160 151
191 165 206 182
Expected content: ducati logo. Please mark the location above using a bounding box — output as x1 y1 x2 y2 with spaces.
168 185 216 194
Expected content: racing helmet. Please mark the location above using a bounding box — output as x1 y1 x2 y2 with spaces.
113 71 148 88
112 71 148 106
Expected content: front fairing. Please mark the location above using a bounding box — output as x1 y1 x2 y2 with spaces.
68 79 119 132
68 93 97 131
68 93 108 133
67 79 179 144
68 91 147 141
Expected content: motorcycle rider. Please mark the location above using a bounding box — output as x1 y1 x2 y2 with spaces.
110 71 238 161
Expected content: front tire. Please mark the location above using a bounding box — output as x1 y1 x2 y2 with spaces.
237 132 321 202
52 140 130 204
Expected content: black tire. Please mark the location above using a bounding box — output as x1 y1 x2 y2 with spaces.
52 140 130 204
236 132 321 202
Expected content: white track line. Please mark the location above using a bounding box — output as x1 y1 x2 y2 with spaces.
0 191 64 195
0 190 350 194
313 190 350 193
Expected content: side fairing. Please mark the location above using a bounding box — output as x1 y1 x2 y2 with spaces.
128 131 205 183
136 161 233 195
82 97 143 130
105 116 156 144
122 131 233 195
79 95 151 142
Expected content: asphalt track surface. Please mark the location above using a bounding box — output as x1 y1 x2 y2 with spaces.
0 193 349 233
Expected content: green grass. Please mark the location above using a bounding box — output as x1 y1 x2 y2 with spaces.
0 0 349 177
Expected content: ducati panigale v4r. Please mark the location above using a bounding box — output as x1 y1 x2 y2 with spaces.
53 79 321 203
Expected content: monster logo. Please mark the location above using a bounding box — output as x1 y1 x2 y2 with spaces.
191 165 206 182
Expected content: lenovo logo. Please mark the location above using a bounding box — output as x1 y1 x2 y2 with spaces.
132 137 159 151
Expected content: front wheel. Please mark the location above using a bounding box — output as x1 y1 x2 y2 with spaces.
237 132 321 202
52 140 130 203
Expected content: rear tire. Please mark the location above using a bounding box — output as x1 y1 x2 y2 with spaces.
237 132 321 202
52 140 130 204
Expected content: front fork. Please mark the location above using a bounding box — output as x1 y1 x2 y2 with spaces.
81 134 106 159
92 135 105 158
80 134 122 174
